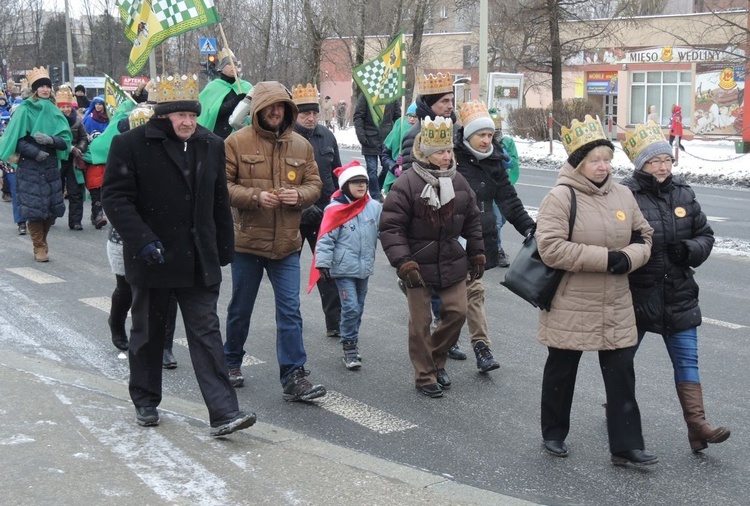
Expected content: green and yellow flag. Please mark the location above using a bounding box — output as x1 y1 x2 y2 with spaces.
104 74 133 117
116 0 221 76
352 30 406 127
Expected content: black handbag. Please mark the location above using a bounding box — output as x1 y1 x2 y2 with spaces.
501 185 576 311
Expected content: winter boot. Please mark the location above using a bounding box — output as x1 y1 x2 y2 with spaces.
473 341 500 372
42 218 54 254
27 221 48 262
342 341 361 370
282 367 326 401
676 382 730 452
90 188 108 229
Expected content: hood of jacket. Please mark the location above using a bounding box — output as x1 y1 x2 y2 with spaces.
250 81 297 140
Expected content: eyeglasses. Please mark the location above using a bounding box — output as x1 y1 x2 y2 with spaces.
646 157 674 167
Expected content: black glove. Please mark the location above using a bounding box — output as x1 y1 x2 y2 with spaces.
630 231 645 244
666 241 689 266
524 227 535 240
607 251 630 274
138 240 165 265
33 132 54 146
34 151 49 162
318 268 332 282
233 93 247 105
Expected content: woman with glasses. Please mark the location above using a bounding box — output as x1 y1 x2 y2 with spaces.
622 122 730 453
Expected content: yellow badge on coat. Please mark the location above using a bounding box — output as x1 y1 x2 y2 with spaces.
616 211 626 221
674 206 686 218
287 171 297 181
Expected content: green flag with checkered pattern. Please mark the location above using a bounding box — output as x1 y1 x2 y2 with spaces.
115 0 221 76
352 31 406 127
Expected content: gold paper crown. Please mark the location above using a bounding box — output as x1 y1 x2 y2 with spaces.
420 116 453 148
622 121 667 163
291 83 319 105
128 104 155 129
218 47 235 63
458 100 490 127
418 72 454 96
154 74 199 103
55 84 75 105
26 66 49 87
560 115 607 156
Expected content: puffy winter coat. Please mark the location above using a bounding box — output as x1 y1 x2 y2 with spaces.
454 128 535 269
536 163 654 351
353 93 400 156
621 171 713 335
380 145 483 288
224 81 322 259
16 135 67 221
315 195 382 279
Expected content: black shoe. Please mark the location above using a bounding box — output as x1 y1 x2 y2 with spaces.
543 440 569 457
282 367 327 402
448 343 467 360
17 222 27 235
210 411 257 437
162 349 177 369
497 248 510 268
611 449 659 466
416 383 443 398
326 329 341 338
436 368 451 389
70 223 83 231
473 341 500 372
228 367 244 388
135 406 159 427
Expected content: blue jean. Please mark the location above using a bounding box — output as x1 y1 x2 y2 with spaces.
7 172 21 224
492 203 506 249
334 277 369 343
224 252 307 384
636 327 700 384
364 154 381 199
430 291 442 321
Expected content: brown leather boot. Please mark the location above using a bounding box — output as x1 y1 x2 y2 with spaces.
27 221 48 262
676 382 730 452
42 218 54 255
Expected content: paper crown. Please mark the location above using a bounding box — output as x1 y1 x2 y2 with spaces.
622 121 667 163
418 72 454 96
420 116 453 148
153 74 199 103
458 100 490 126
291 83 319 105
128 104 155 129
55 84 75 106
26 66 49 87
218 47 235 63
560 115 607 156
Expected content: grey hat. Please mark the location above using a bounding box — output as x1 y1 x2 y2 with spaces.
634 140 672 171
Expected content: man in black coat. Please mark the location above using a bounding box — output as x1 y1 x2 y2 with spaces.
292 84 343 338
353 93 400 199
102 77 256 437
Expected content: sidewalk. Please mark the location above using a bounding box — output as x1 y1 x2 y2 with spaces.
0 348 536 505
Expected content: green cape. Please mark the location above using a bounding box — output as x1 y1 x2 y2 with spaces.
0 98 72 168
83 101 136 164
197 78 252 132
381 117 412 193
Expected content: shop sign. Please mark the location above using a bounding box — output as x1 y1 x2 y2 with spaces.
586 71 618 95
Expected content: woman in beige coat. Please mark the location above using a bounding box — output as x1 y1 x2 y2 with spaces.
536 117 656 466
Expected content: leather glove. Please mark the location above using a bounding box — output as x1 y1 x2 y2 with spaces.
34 132 54 145
398 261 425 289
469 254 486 281
630 230 645 244
138 240 165 265
607 251 630 274
318 268 332 282
524 227 535 240
34 151 49 162
666 241 689 265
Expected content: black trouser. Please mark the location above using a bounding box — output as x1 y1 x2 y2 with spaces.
111 274 178 349
61 161 83 227
300 222 342 333
541 346 645 454
89 187 103 221
129 283 238 424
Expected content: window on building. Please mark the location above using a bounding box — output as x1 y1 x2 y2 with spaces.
440 6 448 18
629 70 692 126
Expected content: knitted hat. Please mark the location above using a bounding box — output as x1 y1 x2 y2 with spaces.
334 161 369 188
75 84 86 93
459 100 495 140
152 74 201 116
407 102 417 115
622 121 672 171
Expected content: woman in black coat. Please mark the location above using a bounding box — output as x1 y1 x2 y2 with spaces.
622 123 729 453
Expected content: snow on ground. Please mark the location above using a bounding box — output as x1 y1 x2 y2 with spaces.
334 126 750 189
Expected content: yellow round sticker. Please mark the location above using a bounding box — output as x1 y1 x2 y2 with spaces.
616 211 626 221
674 206 686 218
287 171 296 181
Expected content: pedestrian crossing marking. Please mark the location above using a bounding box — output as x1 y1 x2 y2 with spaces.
6 267 64 284
703 317 746 329
80 297 113 312
319 390 417 434
173 338 265 365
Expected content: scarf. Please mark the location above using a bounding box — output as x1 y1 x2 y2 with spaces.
462 140 494 160
307 191 371 293
412 161 456 210
91 108 109 124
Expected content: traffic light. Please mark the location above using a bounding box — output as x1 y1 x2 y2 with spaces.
207 54 217 74
50 66 61 85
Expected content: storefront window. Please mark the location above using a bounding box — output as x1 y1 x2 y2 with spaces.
630 71 691 126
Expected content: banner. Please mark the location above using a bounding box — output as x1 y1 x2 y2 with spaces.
104 74 133 117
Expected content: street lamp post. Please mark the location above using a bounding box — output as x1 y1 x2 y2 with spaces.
64 0 75 86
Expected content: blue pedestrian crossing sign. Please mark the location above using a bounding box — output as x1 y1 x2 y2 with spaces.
199 37 217 54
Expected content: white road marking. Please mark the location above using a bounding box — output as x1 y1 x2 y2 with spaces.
80 296 113 312
706 216 729 222
703 317 746 329
173 338 265 366
319 390 417 434
6 267 64 284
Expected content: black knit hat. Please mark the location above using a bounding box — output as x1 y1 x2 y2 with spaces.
423 92 451 108
31 77 52 92
75 84 86 93
567 138 615 168
153 100 201 116
297 103 319 113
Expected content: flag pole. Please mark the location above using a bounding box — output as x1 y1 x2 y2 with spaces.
218 23 242 94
